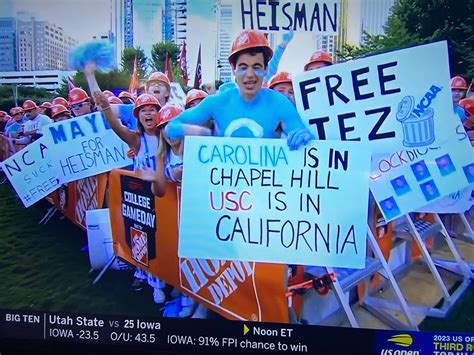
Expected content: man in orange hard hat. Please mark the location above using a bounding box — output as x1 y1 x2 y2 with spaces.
52 96 70 109
118 91 136 105
451 76 468 122
184 89 208 109
146 72 170 107
51 104 72 122
268 71 295 105
304 50 333 71
165 29 312 150
13 100 52 144
68 87 94 117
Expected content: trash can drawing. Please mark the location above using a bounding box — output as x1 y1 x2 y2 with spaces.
397 96 435 147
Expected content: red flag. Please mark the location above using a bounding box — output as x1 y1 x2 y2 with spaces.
179 41 188 86
67 75 76 93
128 56 139 96
193 44 202 89
165 52 174 82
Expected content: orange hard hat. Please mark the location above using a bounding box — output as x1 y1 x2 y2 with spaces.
451 76 468 90
146 72 171 90
51 104 70 119
40 102 52 109
268 71 293 89
102 90 115 98
108 96 123 105
156 104 183 127
52 97 70 108
68 88 89 106
228 29 273 66
22 100 38 111
184 89 208 109
118 91 136 102
304 50 333 71
459 98 474 116
10 107 23 116
133 93 161 118
0 110 6 118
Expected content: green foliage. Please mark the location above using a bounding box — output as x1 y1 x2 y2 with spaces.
56 70 132 98
121 47 148 78
150 42 180 72
337 0 474 77
0 85 54 112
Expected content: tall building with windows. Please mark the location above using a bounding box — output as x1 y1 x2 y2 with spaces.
312 0 342 62
17 16 77 71
162 0 173 42
134 0 162 58
123 0 134 48
361 0 395 39
0 17 17 71
216 0 232 82
340 0 395 47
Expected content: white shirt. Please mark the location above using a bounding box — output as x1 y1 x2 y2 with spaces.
24 114 52 134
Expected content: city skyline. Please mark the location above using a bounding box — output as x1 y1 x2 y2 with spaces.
0 0 396 85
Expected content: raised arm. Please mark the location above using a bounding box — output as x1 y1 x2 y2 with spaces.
92 92 139 150
85 64 139 151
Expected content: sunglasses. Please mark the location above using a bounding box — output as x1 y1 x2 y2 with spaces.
72 102 87 109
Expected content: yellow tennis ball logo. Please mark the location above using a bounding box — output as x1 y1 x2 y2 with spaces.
387 334 413 347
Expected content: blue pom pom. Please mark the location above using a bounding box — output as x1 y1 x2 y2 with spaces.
68 41 116 72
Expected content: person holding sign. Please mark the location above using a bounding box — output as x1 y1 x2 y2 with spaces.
86 64 168 304
165 29 311 150
12 100 52 145
139 104 203 318
4 107 24 138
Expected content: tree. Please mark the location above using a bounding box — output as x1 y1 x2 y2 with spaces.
56 70 131 98
337 0 474 77
150 42 180 72
0 85 53 112
121 47 148 79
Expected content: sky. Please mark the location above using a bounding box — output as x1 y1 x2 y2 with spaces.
0 0 331 82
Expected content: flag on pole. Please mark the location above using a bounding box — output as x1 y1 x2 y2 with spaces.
67 75 76 93
165 52 174 82
128 56 139 96
179 41 188 86
193 44 202 89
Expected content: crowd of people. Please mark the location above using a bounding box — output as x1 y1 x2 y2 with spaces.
0 29 473 321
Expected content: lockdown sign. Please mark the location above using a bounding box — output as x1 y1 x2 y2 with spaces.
370 134 473 222
178 136 370 268
237 0 339 34
293 41 458 153
44 112 132 182
0 137 60 207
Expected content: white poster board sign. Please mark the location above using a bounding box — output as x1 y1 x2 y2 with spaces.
293 41 458 154
179 136 370 269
